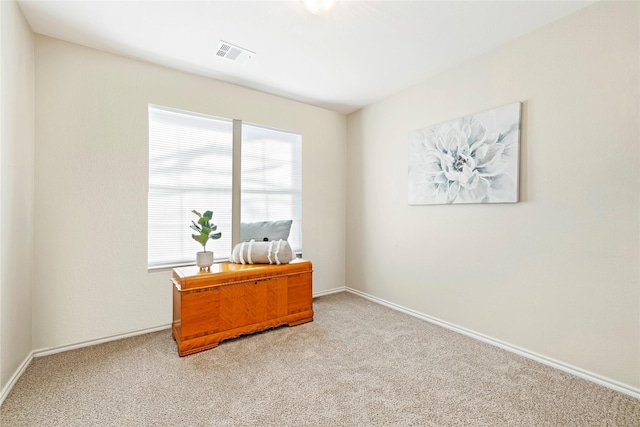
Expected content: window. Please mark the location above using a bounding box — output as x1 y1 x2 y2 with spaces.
241 123 302 253
148 105 302 268
148 106 233 268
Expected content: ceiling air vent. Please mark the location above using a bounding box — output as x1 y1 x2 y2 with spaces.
215 41 255 64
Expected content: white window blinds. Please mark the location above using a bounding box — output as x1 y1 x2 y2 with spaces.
148 105 303 268
148 105 233 268
241 123 303 253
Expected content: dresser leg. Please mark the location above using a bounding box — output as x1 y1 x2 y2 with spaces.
288 317 313 327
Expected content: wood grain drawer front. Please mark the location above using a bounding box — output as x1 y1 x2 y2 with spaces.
181 289 220 338
287 273 313 314
182 277 289 339
262 277 289 320
218 277 287 330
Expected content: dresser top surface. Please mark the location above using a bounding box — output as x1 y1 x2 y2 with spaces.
172 259 312 291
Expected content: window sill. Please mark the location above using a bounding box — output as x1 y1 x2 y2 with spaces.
148 252 303 273
148 259 228 273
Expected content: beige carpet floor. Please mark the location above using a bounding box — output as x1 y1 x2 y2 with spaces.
1 292 638 426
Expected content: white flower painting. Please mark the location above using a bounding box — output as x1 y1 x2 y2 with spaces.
408 102 521 205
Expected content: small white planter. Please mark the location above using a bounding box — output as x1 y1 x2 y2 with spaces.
196 251 214 270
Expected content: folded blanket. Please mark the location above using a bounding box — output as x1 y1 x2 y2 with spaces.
231 239 293 265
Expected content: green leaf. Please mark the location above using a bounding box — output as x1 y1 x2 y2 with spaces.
192 233 209 248
190 209 221 248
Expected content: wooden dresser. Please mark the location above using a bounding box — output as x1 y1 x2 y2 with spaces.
171 259 313 356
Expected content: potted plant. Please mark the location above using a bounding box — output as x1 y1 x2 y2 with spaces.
191 210 222 270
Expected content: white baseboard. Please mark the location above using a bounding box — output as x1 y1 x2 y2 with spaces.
4 290 637 407
313 286 346 297
1 324 171 407
3 287 339 405
1 289 340 406
0 351 33 407
27 287 341 360
346 287 640 400
33 323 171 358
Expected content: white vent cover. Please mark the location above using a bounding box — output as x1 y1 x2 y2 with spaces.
215 41 255 64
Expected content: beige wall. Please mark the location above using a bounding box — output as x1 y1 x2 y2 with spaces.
4 0 637 399
0 0 34 391
33 36 346 351
346 1 639 390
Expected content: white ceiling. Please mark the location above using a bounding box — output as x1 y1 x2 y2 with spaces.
18 0 594 114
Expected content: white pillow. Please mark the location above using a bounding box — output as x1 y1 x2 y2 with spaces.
231 239 293 265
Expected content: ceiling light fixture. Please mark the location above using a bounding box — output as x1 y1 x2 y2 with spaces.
301 0 338 15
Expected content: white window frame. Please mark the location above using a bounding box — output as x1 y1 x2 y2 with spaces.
148 105 302 270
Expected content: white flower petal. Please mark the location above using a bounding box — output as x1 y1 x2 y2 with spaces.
474 144 489 160
448 181 460 202
477 144 504 168
433 172 448 184
497 122 519 144
467 177 490 202
423 182 440 197
477 160 507 177
458 164 474 185
466 170 480 189
439 150 455 166
435 133 447 153
435 183 450 204
498 128 518 148
445 126 462 154
456 187 471 203
421 159 443 174
460 122 471 145
468 118 488 147
466 155 477 170
444 169 461 182
488 173 516 202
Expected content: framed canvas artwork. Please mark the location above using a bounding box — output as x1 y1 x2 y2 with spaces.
408 102 521 205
